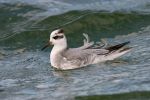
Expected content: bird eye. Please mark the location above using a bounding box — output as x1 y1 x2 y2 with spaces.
53 35 64 40
53 36 59 39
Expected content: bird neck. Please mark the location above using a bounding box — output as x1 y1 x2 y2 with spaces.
52 41 67 54
50 41 67 68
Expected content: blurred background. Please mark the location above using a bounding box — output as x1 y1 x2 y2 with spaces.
0 0 150 100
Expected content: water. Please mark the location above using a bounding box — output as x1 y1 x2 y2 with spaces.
0 0 150 100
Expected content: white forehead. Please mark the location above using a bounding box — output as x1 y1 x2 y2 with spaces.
50 29 60 37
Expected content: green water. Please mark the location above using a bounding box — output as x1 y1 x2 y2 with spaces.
76 91 150 100
0 10 150 50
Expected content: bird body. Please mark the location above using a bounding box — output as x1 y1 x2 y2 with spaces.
42 29 131 70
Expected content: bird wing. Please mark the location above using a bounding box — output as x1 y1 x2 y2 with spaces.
74 33 108 50
62 48 109 66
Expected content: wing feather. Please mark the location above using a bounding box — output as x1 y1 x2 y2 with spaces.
62 48 109 65
61 33 109 66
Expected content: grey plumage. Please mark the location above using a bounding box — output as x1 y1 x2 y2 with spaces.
43 29 132 70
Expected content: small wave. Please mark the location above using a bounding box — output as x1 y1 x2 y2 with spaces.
0 0 150 15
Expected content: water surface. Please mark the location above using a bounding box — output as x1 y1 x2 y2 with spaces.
0 0 150 100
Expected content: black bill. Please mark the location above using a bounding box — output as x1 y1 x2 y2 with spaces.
41 42 51 51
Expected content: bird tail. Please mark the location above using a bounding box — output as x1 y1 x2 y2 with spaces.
104 41 132 60
106 41 130 52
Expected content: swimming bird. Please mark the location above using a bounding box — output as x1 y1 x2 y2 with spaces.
42 29 132 70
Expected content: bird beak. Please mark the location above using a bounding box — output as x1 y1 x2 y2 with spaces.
41 41 52 51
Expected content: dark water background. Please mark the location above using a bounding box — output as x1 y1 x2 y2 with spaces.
0 0 150 100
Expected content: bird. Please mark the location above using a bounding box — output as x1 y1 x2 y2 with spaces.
42 29 132 70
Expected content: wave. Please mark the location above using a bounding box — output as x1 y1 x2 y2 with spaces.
0 10 150 50
0 0 149 40
0 1 150 49
0 0 150 15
